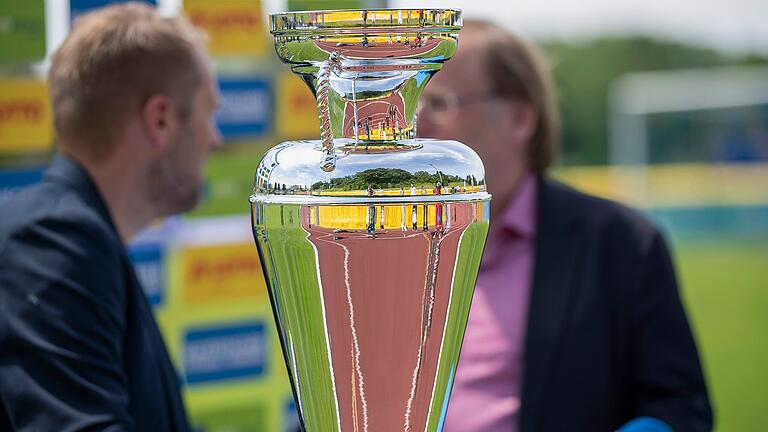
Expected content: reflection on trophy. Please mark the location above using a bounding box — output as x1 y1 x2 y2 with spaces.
250 9 490 431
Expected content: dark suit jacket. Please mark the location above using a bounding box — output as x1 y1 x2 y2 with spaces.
0 155 190 431
518 177 712 431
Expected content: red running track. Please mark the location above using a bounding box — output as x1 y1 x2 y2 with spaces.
300 203 476 431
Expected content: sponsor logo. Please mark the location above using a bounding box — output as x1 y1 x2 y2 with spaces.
183 0 268 57
188 253 259 282
0 78 52 153
0 100 43 123
188 10 260 32
180 243 266 305
184 322 267 384
216 77 272 139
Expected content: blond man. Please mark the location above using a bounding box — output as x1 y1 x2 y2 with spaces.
0 4 221 431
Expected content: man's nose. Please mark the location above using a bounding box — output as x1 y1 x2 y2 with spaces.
416 106 438 138
210 120 224 150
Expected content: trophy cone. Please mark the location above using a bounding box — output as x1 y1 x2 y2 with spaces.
251 9 490 431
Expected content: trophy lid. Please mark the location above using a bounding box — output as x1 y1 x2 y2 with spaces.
251 9 488 202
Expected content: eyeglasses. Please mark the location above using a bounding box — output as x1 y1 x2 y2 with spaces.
418 90 500 124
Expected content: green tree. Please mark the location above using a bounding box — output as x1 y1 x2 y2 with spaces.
540 36 768 165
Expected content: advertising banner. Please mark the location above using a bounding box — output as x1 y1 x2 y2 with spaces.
184 321 267 385
0 0 45 63
178 242 266 305
276 72 319 139
184 0 268 58
0 166 44 204
0 78 52 154
153 215 294 431
70 0 157 24
216 76 273 140
130 244 166 307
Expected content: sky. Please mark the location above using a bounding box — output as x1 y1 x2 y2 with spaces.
49 0 768 57
391 0 768 56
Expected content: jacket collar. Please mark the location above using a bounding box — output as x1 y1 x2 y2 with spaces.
44 152 119 238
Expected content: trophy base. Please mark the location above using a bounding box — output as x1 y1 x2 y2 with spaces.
252 196 489 431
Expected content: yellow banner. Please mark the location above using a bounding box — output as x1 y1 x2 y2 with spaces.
276 72 320 138
0 78 53 154
178 242 266 305
184 0 268 57
154 219 292 431
556 163 768 208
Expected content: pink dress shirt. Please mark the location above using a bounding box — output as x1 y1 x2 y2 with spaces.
444 173 538 432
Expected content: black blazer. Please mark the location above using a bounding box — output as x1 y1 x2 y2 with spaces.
0 155 190 431
519 177 712 431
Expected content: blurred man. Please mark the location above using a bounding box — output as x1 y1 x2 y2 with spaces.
418 21 712 432
0 4 221 431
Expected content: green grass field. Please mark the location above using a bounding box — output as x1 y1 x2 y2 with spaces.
673 235 768 431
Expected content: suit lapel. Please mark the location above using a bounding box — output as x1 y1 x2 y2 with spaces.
128 265 188 431
519 177 582 432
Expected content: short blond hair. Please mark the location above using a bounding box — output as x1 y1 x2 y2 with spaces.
463 21 560 172
49 2 205 159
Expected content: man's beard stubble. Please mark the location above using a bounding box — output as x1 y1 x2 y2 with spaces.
146 129 201 217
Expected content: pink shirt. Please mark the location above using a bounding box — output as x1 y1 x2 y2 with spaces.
444 173 537 432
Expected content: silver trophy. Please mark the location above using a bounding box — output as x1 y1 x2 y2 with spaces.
250 9 490 431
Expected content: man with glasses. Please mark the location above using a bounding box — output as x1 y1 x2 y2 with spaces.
418 20 712 432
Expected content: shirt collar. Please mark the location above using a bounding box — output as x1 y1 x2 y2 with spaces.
480 172 538 269
499 171 538 240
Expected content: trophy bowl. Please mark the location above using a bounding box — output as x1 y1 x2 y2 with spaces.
250 9 490 431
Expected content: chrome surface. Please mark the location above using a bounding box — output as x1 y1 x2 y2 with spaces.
271 9 462 171
252 139 486 199
251 200 488 432
252 9 489 432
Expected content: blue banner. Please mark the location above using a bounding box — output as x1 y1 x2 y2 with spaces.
216 77 273 140
184 322 267 384
284 397 299 432
0 167 44 204
70 0 156 24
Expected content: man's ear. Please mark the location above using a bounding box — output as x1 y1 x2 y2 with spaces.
505 101 537 150
141 94 177 150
